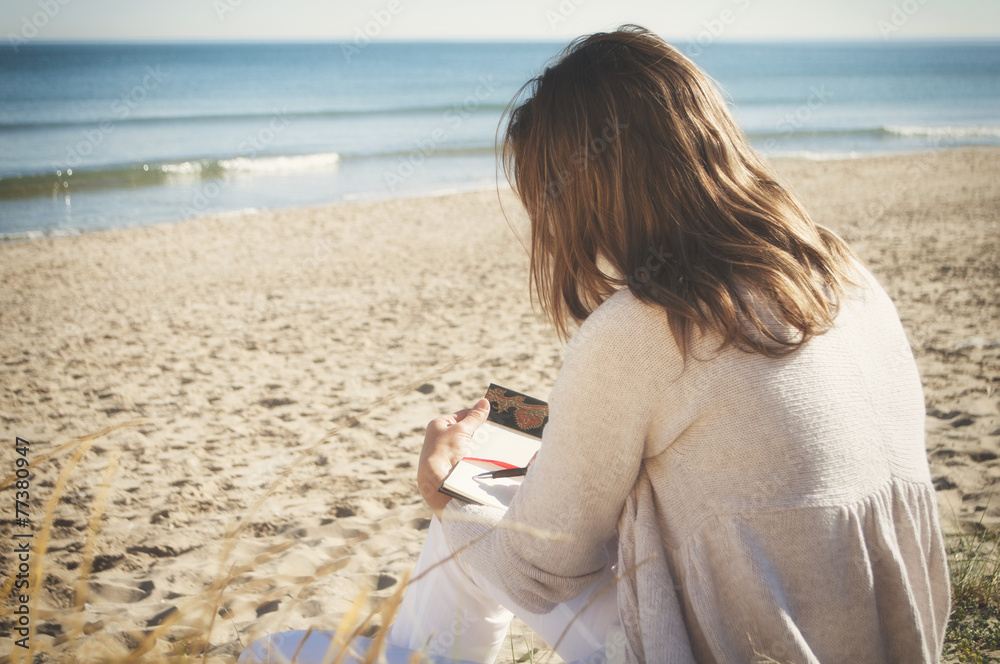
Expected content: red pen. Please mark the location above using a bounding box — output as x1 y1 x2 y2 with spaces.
462 457 530 480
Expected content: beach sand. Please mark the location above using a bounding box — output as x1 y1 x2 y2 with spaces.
1 147 998 662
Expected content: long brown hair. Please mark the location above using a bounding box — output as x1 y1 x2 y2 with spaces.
502 25 858 357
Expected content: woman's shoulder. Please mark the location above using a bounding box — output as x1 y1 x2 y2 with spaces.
560 288 690 394
571 288 670 344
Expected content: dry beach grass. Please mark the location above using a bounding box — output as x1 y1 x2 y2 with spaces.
0 147 998 662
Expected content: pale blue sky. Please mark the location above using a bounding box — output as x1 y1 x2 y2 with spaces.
3 0 999 42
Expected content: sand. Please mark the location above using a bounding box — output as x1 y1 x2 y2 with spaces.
0 147 998 662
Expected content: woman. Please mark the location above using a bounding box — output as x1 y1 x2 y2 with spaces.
388 26 950 663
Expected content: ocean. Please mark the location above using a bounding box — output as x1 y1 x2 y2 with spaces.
1 40 998 238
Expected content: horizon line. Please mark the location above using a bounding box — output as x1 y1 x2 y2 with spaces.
8 35 1000 45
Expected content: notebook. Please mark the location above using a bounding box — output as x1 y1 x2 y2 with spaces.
438 384 548 509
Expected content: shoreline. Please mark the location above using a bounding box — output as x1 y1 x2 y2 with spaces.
0 178 508 244
3 144 997 244
0 145 998 661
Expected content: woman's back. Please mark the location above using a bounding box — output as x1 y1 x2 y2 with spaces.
645 264 930 522
569 266 950 661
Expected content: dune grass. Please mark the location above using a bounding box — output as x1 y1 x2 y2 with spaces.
943 522 1000 663
0 410 557 664
2 417 993 663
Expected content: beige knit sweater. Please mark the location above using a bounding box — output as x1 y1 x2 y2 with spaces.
442 266 950 663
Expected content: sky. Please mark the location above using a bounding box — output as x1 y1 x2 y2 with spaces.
2 0 999 42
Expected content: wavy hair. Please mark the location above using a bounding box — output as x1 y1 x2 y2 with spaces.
502 25 858 357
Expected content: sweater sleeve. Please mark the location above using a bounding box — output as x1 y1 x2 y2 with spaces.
440 291 682 613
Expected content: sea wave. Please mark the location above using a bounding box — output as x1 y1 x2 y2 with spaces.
0 103 511 131
746 125 1000 141
160 161 205 175
0 145 499 198
217 152 341 173
883 125 1000 138
0 152 345 199
0 145 488 200
0 227 83 243
1 125 994 203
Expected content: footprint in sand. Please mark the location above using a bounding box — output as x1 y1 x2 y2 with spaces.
256 599 281 617
88 579 155 604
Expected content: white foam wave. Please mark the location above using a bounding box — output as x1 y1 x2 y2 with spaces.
885 125 1000 139
2 228 82 242
160 161 204 175
218 152 341 173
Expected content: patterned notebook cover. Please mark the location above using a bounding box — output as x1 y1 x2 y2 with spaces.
484 383 548 438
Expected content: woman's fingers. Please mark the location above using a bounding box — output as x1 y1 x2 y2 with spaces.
461 398 490 426
426 399 491 433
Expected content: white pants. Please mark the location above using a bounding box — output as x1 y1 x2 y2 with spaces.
387 516 623 664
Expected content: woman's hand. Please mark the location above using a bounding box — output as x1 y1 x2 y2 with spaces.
417 398 491 514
